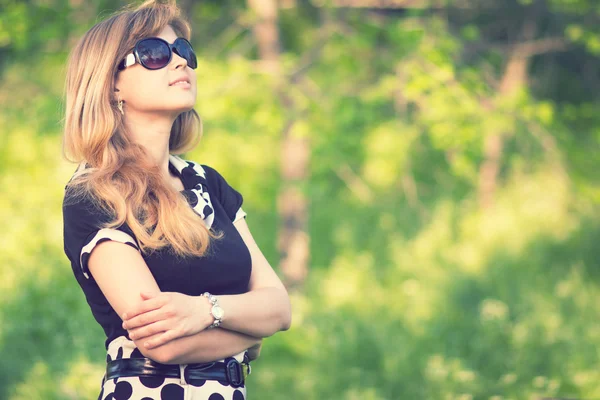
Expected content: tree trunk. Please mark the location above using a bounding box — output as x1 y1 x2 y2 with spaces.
247 0 310 290
478 10 537 209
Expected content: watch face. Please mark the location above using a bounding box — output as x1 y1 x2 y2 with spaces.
212 305 224 319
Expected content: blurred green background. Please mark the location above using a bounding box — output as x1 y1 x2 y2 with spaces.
1 0 600 399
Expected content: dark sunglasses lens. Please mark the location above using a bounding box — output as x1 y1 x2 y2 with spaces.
137 39 170 70
173 38 197 69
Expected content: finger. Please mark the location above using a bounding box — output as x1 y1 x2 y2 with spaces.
144 329 181 350
128 320 169 341
122 295 167 321
138 331 168 350
122 307 167 330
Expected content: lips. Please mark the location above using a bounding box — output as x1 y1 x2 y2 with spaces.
169 76 191 86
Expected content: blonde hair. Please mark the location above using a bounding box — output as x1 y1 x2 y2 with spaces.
62 0 220 258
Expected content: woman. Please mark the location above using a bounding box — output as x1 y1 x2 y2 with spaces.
61 1 292 399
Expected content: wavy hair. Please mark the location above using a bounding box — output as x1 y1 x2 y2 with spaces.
62 0 220 258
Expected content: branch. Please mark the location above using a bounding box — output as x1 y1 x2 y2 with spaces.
310 0 447 9
464 37 570 59
287 22 338 83
507 37 570 58
335 164 374 204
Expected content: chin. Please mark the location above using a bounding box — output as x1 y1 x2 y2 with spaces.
181 103 196 113
172 101 196 113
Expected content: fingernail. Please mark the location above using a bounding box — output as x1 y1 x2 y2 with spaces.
130 333 135 339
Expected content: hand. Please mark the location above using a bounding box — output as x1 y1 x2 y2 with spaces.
122 291 214 349
247 340 263 361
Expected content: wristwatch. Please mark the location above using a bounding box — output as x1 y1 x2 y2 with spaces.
202 292 224 329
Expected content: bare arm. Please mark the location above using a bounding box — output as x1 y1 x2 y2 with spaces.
169 217 289 362
215 217 292 337
115 218 291 354
88 240 260 364
140 326 259 364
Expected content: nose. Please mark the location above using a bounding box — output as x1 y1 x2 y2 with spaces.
171 50 188 69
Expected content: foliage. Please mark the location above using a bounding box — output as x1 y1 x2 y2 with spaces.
0 0 598 399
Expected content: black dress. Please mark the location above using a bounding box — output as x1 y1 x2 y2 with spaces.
62 154 252 400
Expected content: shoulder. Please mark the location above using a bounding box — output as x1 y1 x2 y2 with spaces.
62 175 117 237
170 155 244 220
198 164 224 183
193 163 235 197
63 187 102 217
62 189 117 250
62 161 101 212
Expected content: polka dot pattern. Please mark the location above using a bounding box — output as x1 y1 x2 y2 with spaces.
189 379 206 387
99 337 248 399
139 376 165 388
169 155 216 229
233 390 245 400
161 384 184 400
130 348 144 359
113 381 133 400
100 378 247 400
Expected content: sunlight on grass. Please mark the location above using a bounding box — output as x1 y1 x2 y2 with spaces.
344 387 386 400
453 169 577 275
478 299 509 323
279 292 318 356
59 357 105 399
320 251 385 313
302 163 600 398
0 131 67 298
9 361 54 400
8 357 104 400
389 167 577 283
362 121 418 189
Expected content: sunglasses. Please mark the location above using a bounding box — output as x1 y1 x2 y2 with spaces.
117 37 197 71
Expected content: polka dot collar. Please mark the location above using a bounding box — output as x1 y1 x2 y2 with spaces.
168 154 215 229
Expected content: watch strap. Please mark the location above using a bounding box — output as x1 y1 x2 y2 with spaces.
202 292 222 329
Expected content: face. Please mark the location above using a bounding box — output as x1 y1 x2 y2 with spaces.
114 25 197 117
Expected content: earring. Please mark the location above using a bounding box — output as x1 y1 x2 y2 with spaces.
117 99 124 115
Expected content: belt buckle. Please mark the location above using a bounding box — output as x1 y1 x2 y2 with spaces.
225 359 244 387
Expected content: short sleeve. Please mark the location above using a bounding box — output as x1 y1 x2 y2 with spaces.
62 190 140 280
202 165 247 223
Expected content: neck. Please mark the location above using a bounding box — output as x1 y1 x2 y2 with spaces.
122 109 179 182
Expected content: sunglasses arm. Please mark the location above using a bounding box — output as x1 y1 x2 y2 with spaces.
118 53 137 70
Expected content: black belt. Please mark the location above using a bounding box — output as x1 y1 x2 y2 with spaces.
106 357 250 388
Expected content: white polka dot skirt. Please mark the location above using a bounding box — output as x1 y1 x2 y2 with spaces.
98 336 248 400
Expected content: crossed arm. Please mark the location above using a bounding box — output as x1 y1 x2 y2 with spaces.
88 217 292 365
